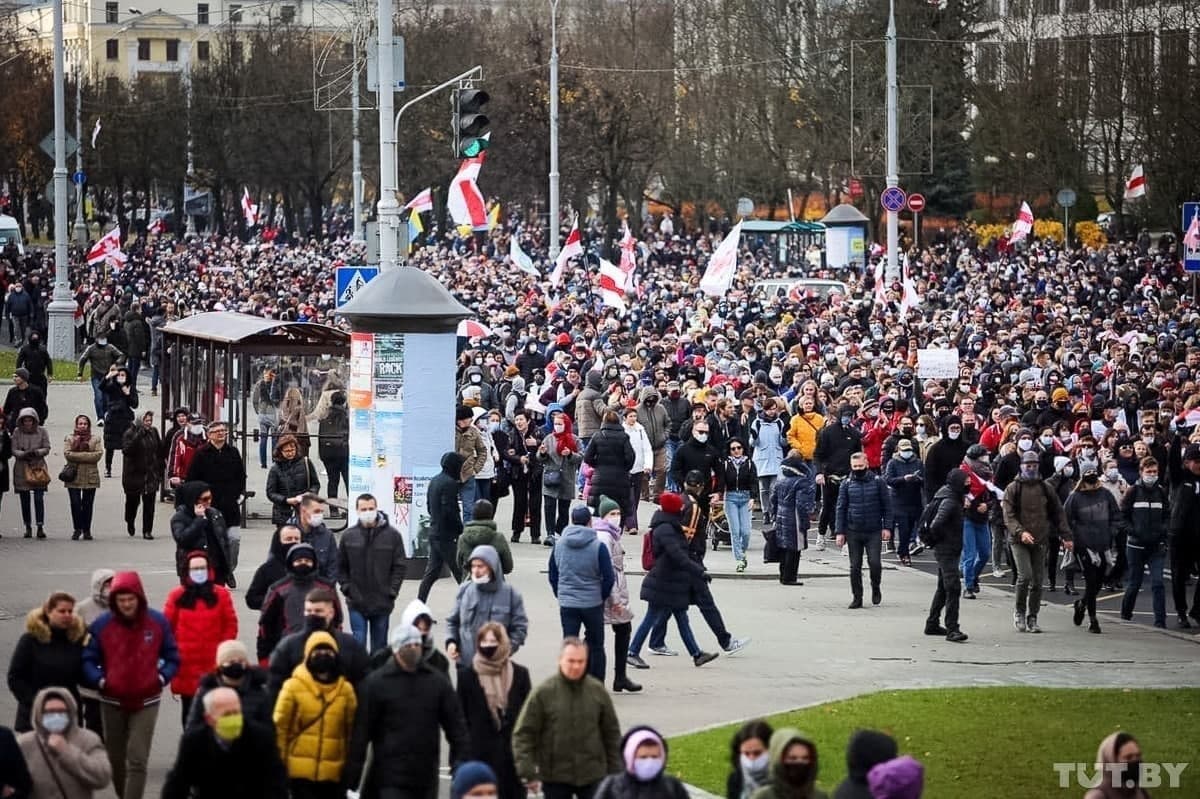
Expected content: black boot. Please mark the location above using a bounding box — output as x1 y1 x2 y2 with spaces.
23 525 32 539
127 523 136 537
71 530 81 541
35 525 45 539
143 531 155 540
613 677 643 692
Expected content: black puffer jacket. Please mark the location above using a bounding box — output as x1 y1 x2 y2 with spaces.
922 416 967 503
265 448 320 525
1064 483 1120 554
928 470 968 556
584 421 635 503
101 372 138 449
640 510 706 610
187 442 247 527
835 472 893 535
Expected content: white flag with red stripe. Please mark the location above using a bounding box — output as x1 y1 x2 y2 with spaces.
699 221 742 296
873 259 887 306
901 261 921 312
242 187 259 227
618 221 641 296
148 217 166 236
447 134 491 230
1009 201 1034 243
550 219 581 287
404 187 433 213
1124 164 1146 200
86 224 126 266
598 258 627 311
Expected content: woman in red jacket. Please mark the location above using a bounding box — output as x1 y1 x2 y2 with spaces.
162 549 237 724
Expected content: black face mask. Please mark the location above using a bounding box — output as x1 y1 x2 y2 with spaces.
307 652 340 683
292 562 316 578
303 614 328 632
1120 761 1142 788
477 644 499 659
781 763 812 786
851 468 869 479
219 662 247 680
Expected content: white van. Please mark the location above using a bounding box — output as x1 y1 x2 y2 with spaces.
0 214 25 257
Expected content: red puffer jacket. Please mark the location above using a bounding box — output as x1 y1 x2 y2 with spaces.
163 552 238 697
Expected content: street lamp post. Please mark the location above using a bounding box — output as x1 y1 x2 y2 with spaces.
47 0 78 360
376 0 399 270
548 0 560 259
73 48 87 244
351 37 363 242
884 0 899 282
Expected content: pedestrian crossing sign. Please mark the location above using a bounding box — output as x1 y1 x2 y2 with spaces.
336 266 380 310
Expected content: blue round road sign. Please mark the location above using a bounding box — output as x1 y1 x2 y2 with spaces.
881 186 906 213
72 171 86 186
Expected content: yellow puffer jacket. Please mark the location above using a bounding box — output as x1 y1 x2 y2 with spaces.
787 412 824 460
273 631 357 783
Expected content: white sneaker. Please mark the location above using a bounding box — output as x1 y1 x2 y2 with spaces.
991 567 1006 578
1013 611 1027 632
815 537 826 551
1025 615 1042 634
649 645 679 656
909 542 926 557
723 637 750 655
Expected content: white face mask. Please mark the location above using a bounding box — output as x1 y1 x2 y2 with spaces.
309 513 324 527
898 450 914 460
604 513 622 527
116 376 126 384
632 757 664 781
96 338 108 346
1105 468 1120 481
694 433 708 443
471 574 490 585
357 510 377 527
554 423 565 433
190 424 205 435
188 568 208 585
41 712 70 734
1018 439 1033 451
947 430 961 440
1040 435 1054 446
741 752 770 776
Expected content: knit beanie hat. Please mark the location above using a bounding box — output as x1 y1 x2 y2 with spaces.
659 492 684 515
215 639 250 666
451 762 498 799
570 505 592 525
456 405 474 421
598 495 620 518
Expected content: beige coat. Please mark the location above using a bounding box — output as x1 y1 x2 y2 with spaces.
11 408 51 492
63 435 103 490
17 689 112 799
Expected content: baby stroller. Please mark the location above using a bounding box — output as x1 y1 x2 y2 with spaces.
708 501 731 551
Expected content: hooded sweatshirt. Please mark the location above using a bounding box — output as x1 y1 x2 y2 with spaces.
1083 733 1152 799
17 688 112 799
257 543 341 661
548 523 615 609
273 631 357 783
445 545 528 663
428 452 466 542
750 727 826 799
866 757 923 799
1064 480 1120 556
831 730 898 799
76 568 115 626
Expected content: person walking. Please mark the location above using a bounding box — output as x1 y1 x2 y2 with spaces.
247 525 303 611
728 720 774 799
830 729 897 799
3 370 47 434
456 623 532 799
290 495 337 583
593 726 688 799
337 493 407 654
16 688 111 799
417 452 467 602
883 439 924 566
771 455 817 586
749 729 825 799
1169 443 1200 628
186 421 247 571
593 497 641 693
253 367 281 470
278 387 309 456
583 410 636 520
447 545 529 666
11 408 50 539
1120 457 1170 628
5 283 33 346
316 391 350 502
15 334 51 398
265 434 320 527
812 405 861 549
75 338 124 426
161 687 287 799
166 414 207 491
720 438 758 573
344 625 471 799
621 406 654 533
457 499 515 576
538 413 583 545
257 545 341 663
1082 732 1152 799
121 308 149 386
185 640 272 734
1002 450 1073 633
504 410 544 544
99 366 137 478
75 570 113 735
62 415 103 542
636 388 670 502
265 588 367 698
82 571 179 799
169 482 234 587
121 411 161 539
1064 468 1120 634
549 506 615 681
273 632 357 799
512 638 622 799
749 398 787 525
7 592 87 732
835 453 893 609
456 405 489 523
924 469 970 643
163 551 238 725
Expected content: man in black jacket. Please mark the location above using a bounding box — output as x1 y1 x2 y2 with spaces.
661 381 692 492
835 453 893 609
15 334 51 395
417 451 466 602
162 687 286 799
925 469 970 642
1121 456 1170 628
266 587 368 698
1169 444 1200 628
186 421 247 584
2 369 46 432
812 405 862 549
338 493 407 654
344 625 470 799
668 421 720 495
257 543 341 661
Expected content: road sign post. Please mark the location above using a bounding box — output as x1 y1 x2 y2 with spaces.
906 193 925 250
336 266 380 310
1057 188 1077 246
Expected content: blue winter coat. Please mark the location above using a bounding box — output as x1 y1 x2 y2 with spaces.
771 459 816 550
835 473 893 536
883 455 925 512
748 416 786 477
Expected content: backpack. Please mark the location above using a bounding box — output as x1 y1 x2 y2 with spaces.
318 406 349 460
916 497 945 548
641 528 655 571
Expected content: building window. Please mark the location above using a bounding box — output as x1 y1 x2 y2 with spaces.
280 4 295 23
137 38 151 60
229 4 242 22
105 1 118 22
1160 29 1189 74
197 2 209 24
105 38 119 60
229 40 243 62
975 42 1000 84
197 40 210 60
166 38 179 61
1064 0 1087 11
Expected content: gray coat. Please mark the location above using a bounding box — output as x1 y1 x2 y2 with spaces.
445 545 528 663
538 432 583 500
10 408 50 492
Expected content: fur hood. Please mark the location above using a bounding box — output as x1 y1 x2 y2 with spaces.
24 607 87 644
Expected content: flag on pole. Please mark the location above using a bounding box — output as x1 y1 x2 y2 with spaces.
148 217 166 236
1184 211 1200 251
447 134 491 230
618 221 639 293
86 224 126 266
597 258 627 311
1124 165 1147 200
241 187 259 227
550 219 582 287
1009 201 1034 243
699 221 742 296
91 118 102 148
488 202 501 231
404 187 433 213
873 259 887 306
509 236 538 277
900 262 921 313
408 209 424 243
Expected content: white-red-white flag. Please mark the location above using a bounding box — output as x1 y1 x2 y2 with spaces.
597 258 627 311
86 224 126 266
1124 165 1146 200
91 118 102 148
148 217 166 236
242 187 259 227
873 259 887 306
447 135 491 230
509 235 538 277
1184 211 1200 251
699 221 742 297
901 262 921 313
550 219 582 287
618 221 640 295
404 187 433 213
1010 201 1034 243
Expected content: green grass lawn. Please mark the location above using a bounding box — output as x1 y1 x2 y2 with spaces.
0 349 77 381
668 687 1200 798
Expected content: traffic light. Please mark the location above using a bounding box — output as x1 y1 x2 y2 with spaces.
454 88 490 157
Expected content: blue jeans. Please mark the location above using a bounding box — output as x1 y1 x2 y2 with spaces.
632 605 700 658
459 479 478 523
725 491 752 562
665 439 681 491
559 605 606 681
258 420 276 468
348 609 391 654
960 518 991 589
1121 544 1166 624
90 375 106 420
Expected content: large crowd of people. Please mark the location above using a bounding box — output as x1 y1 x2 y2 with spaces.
0 211 1195 798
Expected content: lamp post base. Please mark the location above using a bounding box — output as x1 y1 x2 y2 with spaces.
47 298 78 362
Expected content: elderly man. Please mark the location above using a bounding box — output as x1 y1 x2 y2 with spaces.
162 687 286 799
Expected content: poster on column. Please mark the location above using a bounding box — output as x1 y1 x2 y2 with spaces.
348 333 375 494
373 333 405 406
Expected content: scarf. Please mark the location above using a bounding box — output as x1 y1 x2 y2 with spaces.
471 637 513 729
71 424 92 451
551 413 578 454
